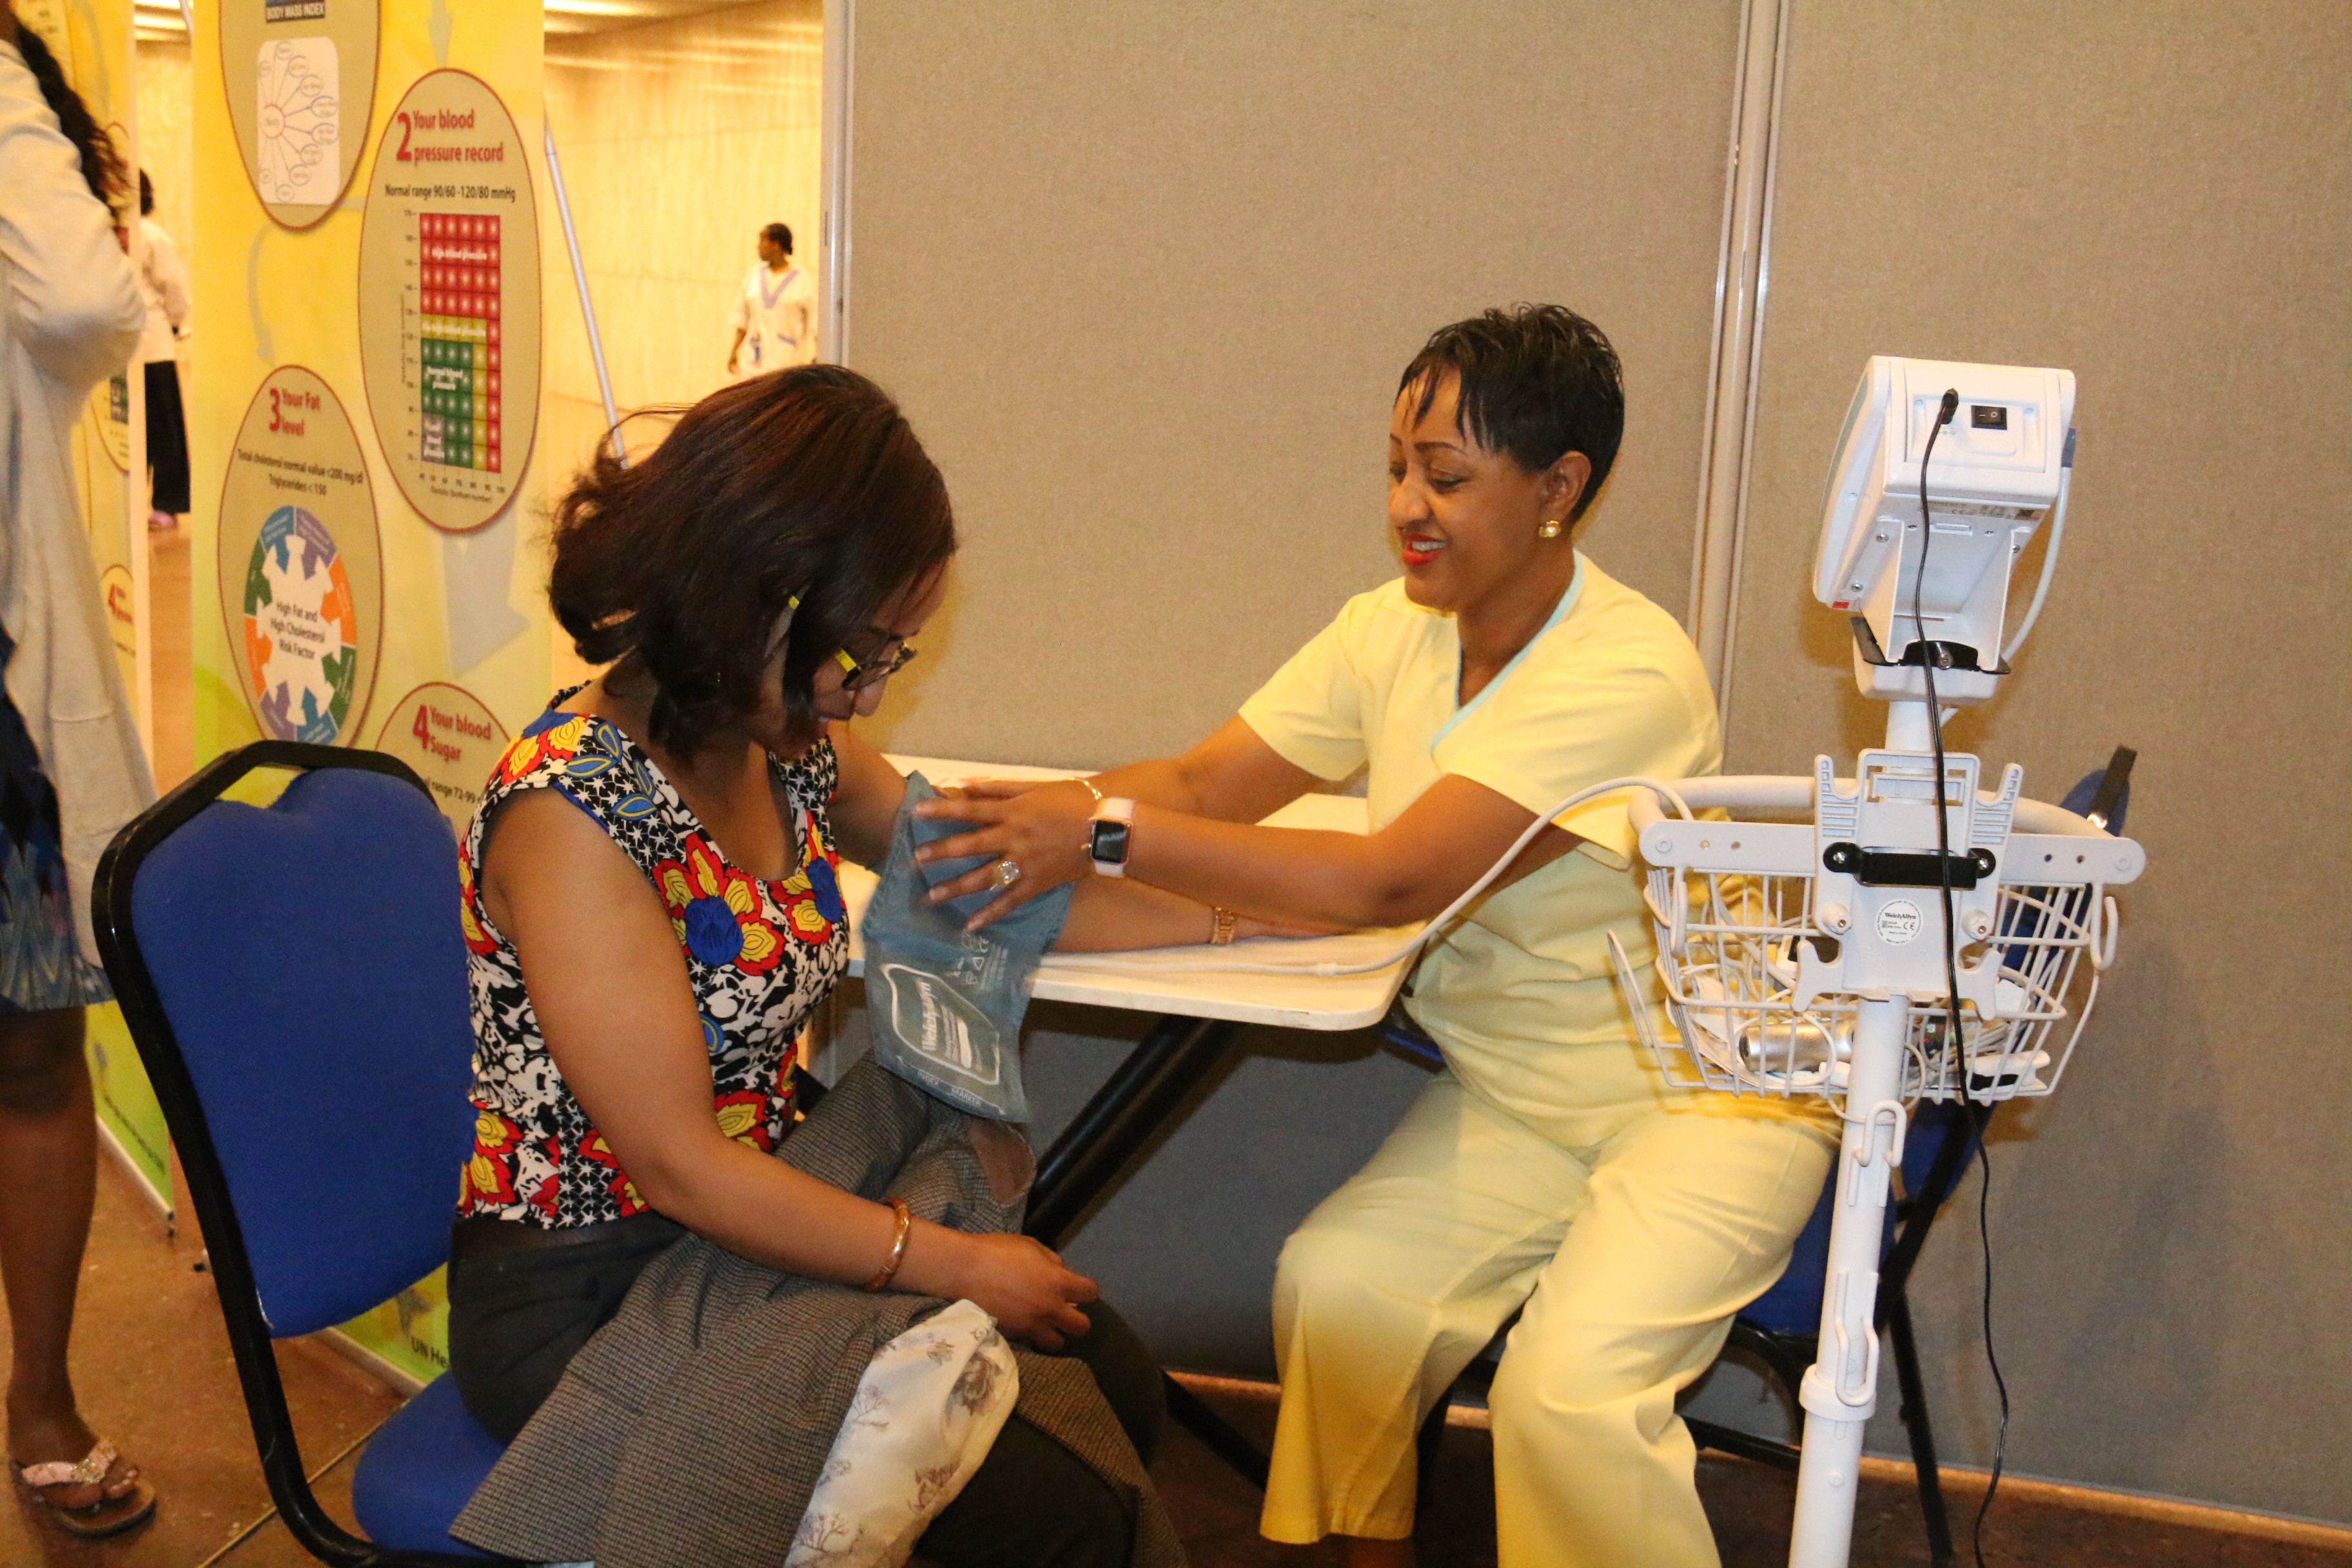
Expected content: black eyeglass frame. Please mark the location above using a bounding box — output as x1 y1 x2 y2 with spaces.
838 638 918 692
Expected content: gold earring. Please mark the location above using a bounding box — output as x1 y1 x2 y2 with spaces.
1538 518 1563 539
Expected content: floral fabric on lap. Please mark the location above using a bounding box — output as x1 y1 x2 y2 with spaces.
457 691 850 1226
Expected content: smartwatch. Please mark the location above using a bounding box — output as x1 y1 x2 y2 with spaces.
1087 798 1137 877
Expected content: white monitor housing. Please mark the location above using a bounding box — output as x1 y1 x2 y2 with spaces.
1814 356 2075 706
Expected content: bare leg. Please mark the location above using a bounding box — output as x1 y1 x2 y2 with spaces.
0 1006 140 1514
1337 1538 1415 1568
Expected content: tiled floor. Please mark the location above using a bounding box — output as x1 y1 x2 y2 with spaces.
5 1157 2346 1565
147 524 194 792
0 1156 397 1567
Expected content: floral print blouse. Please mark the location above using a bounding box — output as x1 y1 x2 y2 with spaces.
456 695 851 1226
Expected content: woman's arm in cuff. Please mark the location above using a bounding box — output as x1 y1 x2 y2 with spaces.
825 722 908 867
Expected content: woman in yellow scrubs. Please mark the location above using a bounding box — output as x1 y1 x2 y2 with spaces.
914 305 1835 1568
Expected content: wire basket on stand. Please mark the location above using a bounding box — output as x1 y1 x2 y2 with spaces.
1607 767 2139 1108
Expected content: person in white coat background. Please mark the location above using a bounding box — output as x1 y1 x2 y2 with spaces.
0 0 159 1539
135 170 190 531
725 220 818 377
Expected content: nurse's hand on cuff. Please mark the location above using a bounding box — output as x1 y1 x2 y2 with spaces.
913 778 1099 931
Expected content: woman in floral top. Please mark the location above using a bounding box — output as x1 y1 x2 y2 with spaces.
449 366 1291 1567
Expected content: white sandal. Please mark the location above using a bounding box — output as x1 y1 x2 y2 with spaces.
15 1438 157 1538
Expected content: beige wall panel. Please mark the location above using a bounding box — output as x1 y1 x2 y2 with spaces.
848 0 1741 767
1724 1 2349 1520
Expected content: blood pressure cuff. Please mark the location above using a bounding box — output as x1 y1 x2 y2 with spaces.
858 773 1072 1122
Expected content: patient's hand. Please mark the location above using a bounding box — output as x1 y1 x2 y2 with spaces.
946 1232 1097 1352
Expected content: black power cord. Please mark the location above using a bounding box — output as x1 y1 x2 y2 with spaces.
1910 389 1967 1070
1970 1128 2010 1567
1912 389 2010 1568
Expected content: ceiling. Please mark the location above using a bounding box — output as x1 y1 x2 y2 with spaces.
132 1 772 46
541 0 769 39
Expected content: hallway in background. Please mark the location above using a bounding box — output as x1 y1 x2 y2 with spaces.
540 0 825 495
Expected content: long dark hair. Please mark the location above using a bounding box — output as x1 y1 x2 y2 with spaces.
14 27 127 208
549 366 956 759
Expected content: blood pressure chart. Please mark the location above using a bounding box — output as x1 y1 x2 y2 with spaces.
357 70 540 533
416 213 504 476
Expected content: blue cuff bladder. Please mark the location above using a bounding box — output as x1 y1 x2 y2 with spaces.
858 772 1072 1122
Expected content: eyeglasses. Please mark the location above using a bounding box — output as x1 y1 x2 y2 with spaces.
838 640 918 692
787 594 920 692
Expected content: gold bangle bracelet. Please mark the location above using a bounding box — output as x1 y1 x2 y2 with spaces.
1075 776 1105 805
863 1197 914 1292
1209 906 1239 946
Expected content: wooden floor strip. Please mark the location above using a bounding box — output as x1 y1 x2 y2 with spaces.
1166 1371 2352 1550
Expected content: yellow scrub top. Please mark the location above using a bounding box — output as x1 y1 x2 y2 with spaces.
1239 554 1732 1149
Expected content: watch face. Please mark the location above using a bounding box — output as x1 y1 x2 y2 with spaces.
1090 818 1132 865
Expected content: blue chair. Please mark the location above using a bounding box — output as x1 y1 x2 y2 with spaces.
93 741 514 1565
1404 748 2134 1568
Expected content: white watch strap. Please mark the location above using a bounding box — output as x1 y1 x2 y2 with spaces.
1089 798 1135 878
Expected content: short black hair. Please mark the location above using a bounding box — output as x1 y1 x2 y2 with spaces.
549 366 954 758
762 221 794 254
139 169 154 215
1398 304 1625 522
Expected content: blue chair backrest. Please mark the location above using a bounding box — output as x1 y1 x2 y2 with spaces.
2061 762 2130 838
130 766 476 1337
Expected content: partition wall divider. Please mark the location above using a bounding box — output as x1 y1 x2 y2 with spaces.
819 0 855 364
1688 0 1794 727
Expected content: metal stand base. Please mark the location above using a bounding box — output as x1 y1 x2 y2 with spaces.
1025 1014 1239 1246
1164 1373 1271 1489
1021 1013 1273 1484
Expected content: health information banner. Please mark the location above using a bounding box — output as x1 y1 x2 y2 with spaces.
192 0 550 1386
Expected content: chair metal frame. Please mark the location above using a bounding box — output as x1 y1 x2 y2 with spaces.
92 740 513 1568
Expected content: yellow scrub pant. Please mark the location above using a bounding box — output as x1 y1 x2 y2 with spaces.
1261 1073 1836 1568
